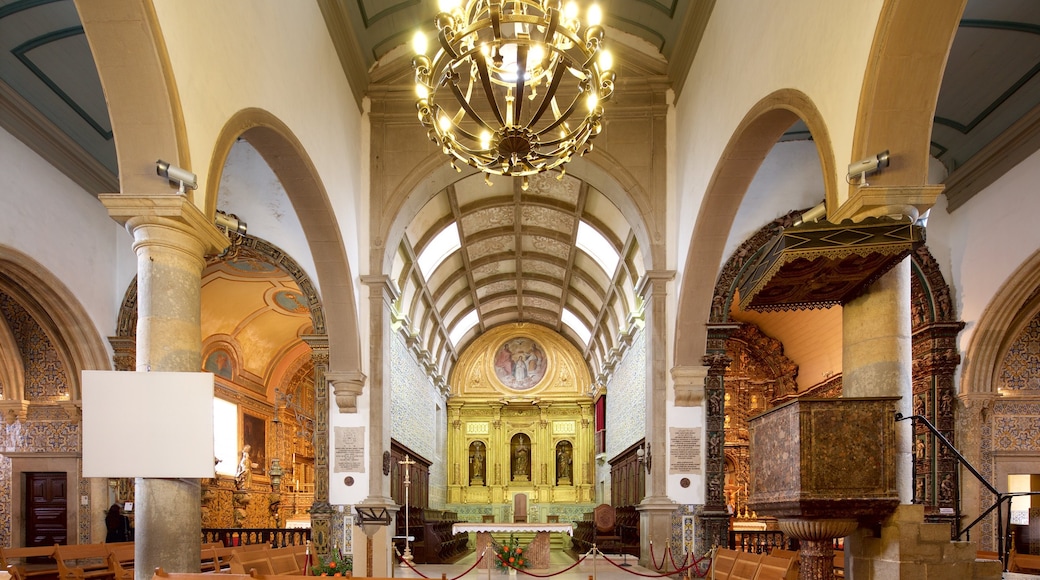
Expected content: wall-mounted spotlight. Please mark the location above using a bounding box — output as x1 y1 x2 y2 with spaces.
156 159 198 194
215 210 247 235
636 440 652 474
847 150 890 186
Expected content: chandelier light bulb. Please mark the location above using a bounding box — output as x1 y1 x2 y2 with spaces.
438 0 461 13
416 83 429 99
412 31 428 55
439 115 452 132
587 3 602 26
599 49 613 72
564 1 579 21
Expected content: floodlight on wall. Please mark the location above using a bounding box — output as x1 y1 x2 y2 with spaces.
215 210 247 235
412 0 615 187
636 440 651 474
846 150 890 186
156 159 198 193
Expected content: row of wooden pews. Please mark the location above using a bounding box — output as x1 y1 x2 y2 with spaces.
0 541 295 580
394 507 468 564
708 548 798 580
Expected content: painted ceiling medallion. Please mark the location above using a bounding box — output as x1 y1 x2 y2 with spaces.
493 336 547 390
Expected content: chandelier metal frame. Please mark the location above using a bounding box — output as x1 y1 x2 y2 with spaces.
412 0 615 179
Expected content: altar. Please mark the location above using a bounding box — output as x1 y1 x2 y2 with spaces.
452 522 574 570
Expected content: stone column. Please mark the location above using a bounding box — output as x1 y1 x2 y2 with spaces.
843 260 913 502
356 275 398 577
101 194 227 580
634 271 677 567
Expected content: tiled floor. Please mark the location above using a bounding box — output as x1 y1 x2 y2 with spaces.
394 550 676 580
392 549 1040 579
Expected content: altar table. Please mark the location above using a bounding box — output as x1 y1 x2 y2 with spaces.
452 522 574 570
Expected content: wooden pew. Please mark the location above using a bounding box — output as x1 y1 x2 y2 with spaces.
1 546 58 580
730 551 762 580
228 545 307 576
753 554 795 580
1010 550 1040 573
53 545 115 580
104 545 135 580
201 545 235 573
708 547 739 579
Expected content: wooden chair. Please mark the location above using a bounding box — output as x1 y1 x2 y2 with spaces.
591 504 622 554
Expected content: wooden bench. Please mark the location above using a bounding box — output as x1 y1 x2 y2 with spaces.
1010 550 1040 573
104 545 134 580
53 544 116 580
1 546 59 580
228 545 307 576
200 544 235 573
707 548 797 580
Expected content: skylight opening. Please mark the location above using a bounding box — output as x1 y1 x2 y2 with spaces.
449 309 480 346
576 221 619 277
417 223 461 280
561 308 591 346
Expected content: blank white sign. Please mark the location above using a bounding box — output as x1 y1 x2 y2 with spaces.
82 370 215 478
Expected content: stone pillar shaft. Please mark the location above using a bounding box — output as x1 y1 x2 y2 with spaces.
843 261 913 502
101 194 228 580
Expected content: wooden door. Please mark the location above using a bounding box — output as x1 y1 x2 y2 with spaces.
25 472 67 546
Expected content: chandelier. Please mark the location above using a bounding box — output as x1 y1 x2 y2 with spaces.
412 0 615 184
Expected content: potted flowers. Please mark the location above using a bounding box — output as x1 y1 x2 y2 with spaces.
311 549 353 577
493 536 529 574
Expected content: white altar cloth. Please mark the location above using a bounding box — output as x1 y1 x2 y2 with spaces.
452 522 574 536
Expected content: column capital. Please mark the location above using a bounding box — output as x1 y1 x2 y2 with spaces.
635 270 676 299
830 184 944 223
361 274 401 304
671 365 709 407
327 370 367 414
99 194 229 257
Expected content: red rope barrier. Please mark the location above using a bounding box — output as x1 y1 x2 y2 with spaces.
510 553 589 577
668 546 690 572
598 550 712 578
647 541 667 571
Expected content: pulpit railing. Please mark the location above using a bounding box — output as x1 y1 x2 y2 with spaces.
202 527 311 548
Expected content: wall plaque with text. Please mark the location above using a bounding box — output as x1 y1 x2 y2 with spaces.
669 427 702 474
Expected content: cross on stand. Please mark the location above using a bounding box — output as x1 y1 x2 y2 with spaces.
399 455 416 565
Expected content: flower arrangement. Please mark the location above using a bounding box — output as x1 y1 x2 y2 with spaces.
493 536 529 573
311 549 353 576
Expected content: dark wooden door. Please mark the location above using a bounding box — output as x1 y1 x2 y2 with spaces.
25 472 67 546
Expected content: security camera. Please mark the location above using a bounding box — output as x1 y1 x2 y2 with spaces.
156 159 198 192
215 210 247 235
847 150 890 185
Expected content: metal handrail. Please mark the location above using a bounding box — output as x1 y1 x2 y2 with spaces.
896 412 1040 572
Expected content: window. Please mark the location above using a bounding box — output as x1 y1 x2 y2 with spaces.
213 398 238 476
576 221 619 277
449 309 480 346
561 308 591 346
417 223 461 280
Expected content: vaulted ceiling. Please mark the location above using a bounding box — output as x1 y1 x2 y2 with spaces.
3 0 1040 384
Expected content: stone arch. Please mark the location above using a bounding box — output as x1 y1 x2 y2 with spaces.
77 0 190 196
675 88 836 368
959 248 1040 550
206 108 359 375
849 0 968 188
0 245 111 404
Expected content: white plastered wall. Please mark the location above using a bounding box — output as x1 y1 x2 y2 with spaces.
0 126 133 347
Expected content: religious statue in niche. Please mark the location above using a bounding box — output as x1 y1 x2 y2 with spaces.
555 440 573 485
511 433 531 482
469 441 486 485
493 337 547 390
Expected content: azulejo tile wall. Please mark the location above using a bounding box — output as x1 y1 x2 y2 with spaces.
604 331 646 460
389 333 446 504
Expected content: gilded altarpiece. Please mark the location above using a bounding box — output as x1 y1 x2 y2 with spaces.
447 324 595 518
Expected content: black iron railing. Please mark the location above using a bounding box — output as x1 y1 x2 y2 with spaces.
728 530 794 553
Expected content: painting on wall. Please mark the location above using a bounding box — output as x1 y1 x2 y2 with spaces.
242 412 267 476
204 349 234 380
493 337 547 390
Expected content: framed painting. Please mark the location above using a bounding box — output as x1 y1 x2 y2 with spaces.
242 412 267 476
